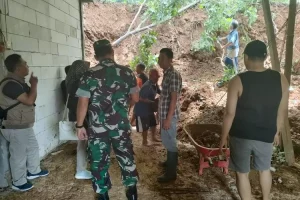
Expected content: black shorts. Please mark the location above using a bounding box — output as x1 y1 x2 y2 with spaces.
136 114 157 133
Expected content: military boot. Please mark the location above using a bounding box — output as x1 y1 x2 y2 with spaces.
98 192 109 200
157 152 178 183
126 185 137 200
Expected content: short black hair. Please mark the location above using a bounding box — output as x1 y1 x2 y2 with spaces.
65 65 71 75
160 48 173 59
231 20 238 29
95 45 113 57
93 40 113 58
244 40 267 61
4 54 22 72
232 23 238 29
137 63 146 71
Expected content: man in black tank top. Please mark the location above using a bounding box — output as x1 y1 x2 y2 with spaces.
219 40 289 200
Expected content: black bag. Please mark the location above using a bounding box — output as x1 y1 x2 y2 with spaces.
0 78 21 126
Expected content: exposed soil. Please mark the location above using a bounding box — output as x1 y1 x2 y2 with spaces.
2 2 300 200
193 130 221 149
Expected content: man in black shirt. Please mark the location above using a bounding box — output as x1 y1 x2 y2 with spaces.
136 63 148 85
219 40 289 200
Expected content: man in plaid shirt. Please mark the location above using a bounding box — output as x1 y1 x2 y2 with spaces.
157 48 182 183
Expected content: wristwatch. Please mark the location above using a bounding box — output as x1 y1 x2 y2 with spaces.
75 123 84 129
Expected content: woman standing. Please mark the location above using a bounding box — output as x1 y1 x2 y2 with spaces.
65 60 92 180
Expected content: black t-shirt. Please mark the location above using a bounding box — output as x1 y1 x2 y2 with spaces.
2 81 29 99
137 73 148 85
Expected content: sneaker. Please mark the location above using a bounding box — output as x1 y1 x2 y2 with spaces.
12 182 34 192
27 170 49 180
75 170 93 180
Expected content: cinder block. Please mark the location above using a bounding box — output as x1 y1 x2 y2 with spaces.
31 53 53 67
33 116 45 132
59 66 67 78
77 29 81 39
28 67 41 81
64 0 79 10
68 56 77 65
5 16 30 37
0 14 6 33
57 44 69 56
39 40 52 54
77 20 81 30
64 13 78 28
67 36 79 48
11 34 39 52
43 0 55 6
27 0 49 15
74 48 83 58
69 5 80 20
51 43 58 54
29 24 51 41
78 39 82 49
70 27 77 38
36 12 56 30
53 55 69 66
55 20 70 35
54 0 69 14
43 79 60 91
13 0 27 6
49 5 65 22
39 67 60 79
8 0 36 24
51 30 67 45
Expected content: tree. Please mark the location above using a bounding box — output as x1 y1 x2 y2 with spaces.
262 0 281 71
111 0 201 46
282 0 297 166
284 0 297 84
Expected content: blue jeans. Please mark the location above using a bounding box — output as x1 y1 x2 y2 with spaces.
160 117 178 152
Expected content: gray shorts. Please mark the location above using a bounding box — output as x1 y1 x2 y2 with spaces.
229 136 273 173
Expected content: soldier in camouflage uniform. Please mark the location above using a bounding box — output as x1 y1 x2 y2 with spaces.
76 39 139 200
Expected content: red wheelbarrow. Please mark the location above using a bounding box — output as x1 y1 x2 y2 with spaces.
183 124 230 175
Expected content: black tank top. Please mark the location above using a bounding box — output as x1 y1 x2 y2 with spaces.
229 69 282 143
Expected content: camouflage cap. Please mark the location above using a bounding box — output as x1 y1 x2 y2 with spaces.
93 39 111 51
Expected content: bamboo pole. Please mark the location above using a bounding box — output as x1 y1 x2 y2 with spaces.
261 0 281 71
282 0 297 166
262 0 296 166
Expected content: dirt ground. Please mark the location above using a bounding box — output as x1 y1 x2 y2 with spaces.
1 133 300 200
2 2 300 200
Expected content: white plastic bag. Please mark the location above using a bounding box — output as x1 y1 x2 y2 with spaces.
59 95 78 141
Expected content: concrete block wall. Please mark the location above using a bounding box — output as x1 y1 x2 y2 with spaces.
0 0 83 158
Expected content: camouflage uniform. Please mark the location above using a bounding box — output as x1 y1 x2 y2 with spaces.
76 58 139 194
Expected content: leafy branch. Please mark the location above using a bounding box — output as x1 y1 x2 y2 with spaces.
112 0 201 46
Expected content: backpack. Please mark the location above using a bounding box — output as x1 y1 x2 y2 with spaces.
0 78 22 126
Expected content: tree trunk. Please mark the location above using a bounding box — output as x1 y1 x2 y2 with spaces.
261 0 281 71
282 0 297 166
284 0 297 84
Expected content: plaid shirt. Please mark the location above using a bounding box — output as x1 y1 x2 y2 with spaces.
159 66 182 120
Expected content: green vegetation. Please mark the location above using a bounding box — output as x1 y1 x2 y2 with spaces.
130 31 158 70
192 0 259 52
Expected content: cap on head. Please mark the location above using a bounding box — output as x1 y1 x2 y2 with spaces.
244 40 267 61
93 39 113 57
